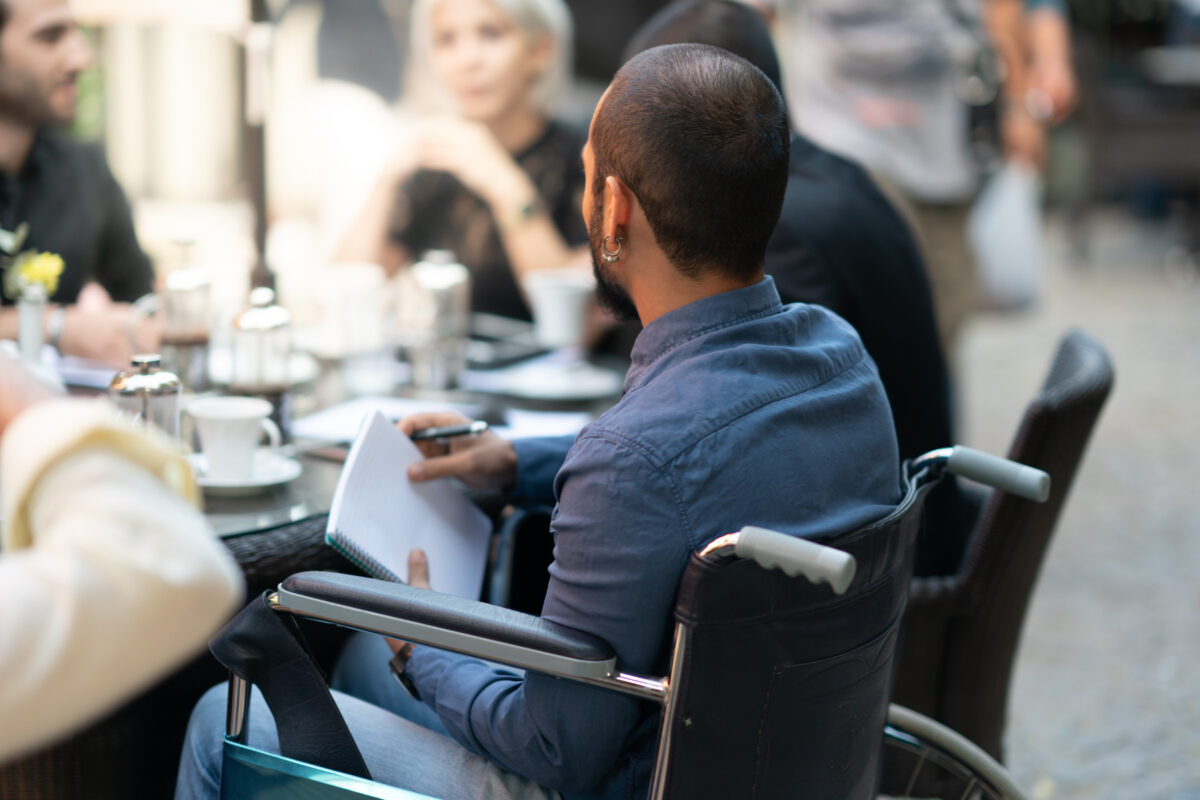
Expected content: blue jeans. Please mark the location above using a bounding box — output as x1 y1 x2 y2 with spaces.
174 633 560 800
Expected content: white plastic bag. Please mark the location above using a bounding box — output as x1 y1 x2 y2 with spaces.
967 161 1043 311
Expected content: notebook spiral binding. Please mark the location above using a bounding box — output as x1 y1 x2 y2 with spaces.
326 532 405 583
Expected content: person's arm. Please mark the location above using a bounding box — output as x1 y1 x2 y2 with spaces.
0 396 243 762
985 0 1046 167
479 165 582 282
985 0 1077 166
398 412 575 507
1025 1 1077 124
334 165 412 275
0 296 156 367
413 118 582 282
403 434 690 792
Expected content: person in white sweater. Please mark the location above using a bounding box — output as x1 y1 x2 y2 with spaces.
0 353 243 763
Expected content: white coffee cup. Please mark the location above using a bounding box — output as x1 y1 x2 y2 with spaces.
522 269 595 349
187 396 281 482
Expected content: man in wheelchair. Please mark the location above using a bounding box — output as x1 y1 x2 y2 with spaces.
175 43 902 800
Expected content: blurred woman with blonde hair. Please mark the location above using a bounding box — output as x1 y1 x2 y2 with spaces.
339 0 586 321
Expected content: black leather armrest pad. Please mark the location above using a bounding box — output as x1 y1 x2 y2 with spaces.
282 571 614 662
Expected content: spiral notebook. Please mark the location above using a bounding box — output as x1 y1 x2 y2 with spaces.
325 410 492 599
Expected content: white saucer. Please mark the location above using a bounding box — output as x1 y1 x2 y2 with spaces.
459 359 625 401
189 450 303 496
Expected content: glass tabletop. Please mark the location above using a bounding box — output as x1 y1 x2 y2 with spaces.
202 453 344 538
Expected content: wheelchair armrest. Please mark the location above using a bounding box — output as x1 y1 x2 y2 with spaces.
276 571 617 681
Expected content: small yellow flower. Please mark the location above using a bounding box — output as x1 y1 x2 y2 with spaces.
4 250 64 300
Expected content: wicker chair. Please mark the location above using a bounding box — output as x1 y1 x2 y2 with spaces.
0 514 356 800
883 329 1115 792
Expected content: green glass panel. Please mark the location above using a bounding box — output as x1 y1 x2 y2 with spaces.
221 739 437 800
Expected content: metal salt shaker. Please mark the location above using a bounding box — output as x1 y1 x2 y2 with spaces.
108 354 181 439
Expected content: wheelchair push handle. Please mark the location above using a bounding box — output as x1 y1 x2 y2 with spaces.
735 526 856 595
946 445 1051 502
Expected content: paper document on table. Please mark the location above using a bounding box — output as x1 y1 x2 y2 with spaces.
56 354 117 389
292 396 480 443
325 411 491 598
497 408 592 439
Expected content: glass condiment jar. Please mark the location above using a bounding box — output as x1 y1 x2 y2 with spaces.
230 286 291 393
108 354 181 439
406 250 470 390
161 265 212 391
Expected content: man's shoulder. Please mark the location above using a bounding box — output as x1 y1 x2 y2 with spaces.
783 136 897 227
771 136 927 297
588 304 875 463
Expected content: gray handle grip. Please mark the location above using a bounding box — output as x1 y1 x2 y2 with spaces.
947 445 1050 501
735 526 856 595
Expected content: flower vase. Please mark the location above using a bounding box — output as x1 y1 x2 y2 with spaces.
17 286 47 364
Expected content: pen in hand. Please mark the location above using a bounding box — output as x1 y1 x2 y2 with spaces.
409 420 489 441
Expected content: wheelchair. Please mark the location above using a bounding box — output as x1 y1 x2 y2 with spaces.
214 446 1047 799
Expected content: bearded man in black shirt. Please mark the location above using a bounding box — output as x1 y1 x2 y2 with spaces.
0 0 157 365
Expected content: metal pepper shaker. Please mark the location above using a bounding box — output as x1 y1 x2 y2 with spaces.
108 354 181 439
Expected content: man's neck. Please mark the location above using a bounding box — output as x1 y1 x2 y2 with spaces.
0 118 37 175
634 260 763 328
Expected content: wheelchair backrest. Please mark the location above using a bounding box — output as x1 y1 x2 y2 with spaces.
657 467 933 799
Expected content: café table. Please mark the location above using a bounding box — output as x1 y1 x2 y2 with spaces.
0 321 627 800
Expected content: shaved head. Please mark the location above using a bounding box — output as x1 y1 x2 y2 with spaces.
590 43 789 280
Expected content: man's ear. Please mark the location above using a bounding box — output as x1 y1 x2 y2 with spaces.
603 175 633 238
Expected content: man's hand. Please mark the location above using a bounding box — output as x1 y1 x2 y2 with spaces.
1001 104 1047 170
406 548 431 590
0 353 62 437
58 302 160 367
1026 7 1077 126
386 549 432 656
397 411 518 492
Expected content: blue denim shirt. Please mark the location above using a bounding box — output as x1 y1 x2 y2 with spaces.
405 277 901 799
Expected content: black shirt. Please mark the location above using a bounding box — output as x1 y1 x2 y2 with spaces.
389 120 588 321
767 135 967 576
768 134 953 463
0 129 154 306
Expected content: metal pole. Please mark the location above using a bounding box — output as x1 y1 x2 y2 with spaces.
244 0 273 291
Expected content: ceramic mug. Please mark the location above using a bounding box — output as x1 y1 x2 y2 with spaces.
187 396 281 482
521 269 595 349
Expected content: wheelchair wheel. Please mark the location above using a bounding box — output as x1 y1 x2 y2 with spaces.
881 705 1029 800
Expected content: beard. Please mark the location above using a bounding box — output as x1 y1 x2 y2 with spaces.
588 201 639 323
0 70 76 128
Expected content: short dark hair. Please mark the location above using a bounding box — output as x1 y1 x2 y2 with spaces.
593 43 789 280
621 0 783 97
0 0 9 33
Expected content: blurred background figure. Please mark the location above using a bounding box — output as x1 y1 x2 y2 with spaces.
768 0 1077 366
296 0 404 105
336 0 588 322
0 351 242 763
0 0 158 366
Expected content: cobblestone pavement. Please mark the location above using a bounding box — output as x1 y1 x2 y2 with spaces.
953 210 1200 800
